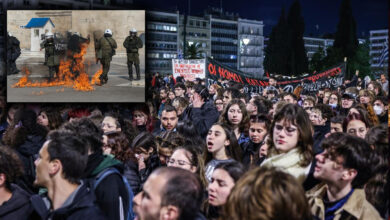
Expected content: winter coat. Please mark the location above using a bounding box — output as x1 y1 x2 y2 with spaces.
306 184 382 220
123 36 143 64
182 101 219 137
96 36 117 61
139 154 160 187
0 184 34 220
84 154 129 220
312 122 330 155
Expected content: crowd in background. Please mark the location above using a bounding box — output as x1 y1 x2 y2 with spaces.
0 72 388 220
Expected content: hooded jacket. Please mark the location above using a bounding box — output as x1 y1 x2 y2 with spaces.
84 154 129 220
182 101 219 137
0 184 34 220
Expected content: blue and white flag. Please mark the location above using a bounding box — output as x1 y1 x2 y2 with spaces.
378 38 388 67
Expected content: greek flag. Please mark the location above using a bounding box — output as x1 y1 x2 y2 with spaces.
378 38 388 67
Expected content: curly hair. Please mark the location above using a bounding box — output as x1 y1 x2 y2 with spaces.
0 145 24 190
222 166 312 220
107 132 137 163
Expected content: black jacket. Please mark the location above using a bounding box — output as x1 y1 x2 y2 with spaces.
83 153 129 220
0 184 34 220
139 154 160 187
182 101 219 137
312 122 330 155
32 182 107 220
123 160 141 195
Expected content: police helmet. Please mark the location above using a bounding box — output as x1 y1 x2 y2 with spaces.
46 32 54 38
74 32 80 36
104 29 112 35
8 32 12 37
130 28 137 33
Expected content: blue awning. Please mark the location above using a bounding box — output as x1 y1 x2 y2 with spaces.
23 18 55 28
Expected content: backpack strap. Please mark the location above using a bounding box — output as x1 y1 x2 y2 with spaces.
104 37 115 55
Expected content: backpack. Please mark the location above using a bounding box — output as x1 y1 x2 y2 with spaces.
94 167 135 220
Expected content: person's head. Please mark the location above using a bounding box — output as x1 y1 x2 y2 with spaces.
173 83 186 97
341 92 356 109
269 77 277 86
156 131 183 166
171 97 189 116
328 92 340 108
135 167 203 220
314 132 375 188
205 123 242 163
132 132 157 162
267 104 313 167
191 84 209 103
380 73 387 83
223 88 240 107
323 91 331 104
219 99 249 132
208 84 221 95
303 96 315 109
167 146 200 173
34 130 88 187
330 115 345 133
168 90 176 100
159 87 168 100
214 97 224 113
101 113 121 133
373 96 388 116
37 107 63 130
161 105 178 131
367 81 382 96
62 117 104 154
208 161 246 207
223 166 312 220
0 146 24 191
359 89 375 104
246 97 266 116
343 113 369 139
310 104 333 126
105 131 135 162
281 93 297 104
133 105 151 127
249 114 270 144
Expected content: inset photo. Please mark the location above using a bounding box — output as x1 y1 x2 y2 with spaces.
7 10 145 102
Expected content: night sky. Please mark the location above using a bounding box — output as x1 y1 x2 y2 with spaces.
136 0 388 38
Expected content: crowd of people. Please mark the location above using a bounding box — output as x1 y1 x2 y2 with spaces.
0 72 388 220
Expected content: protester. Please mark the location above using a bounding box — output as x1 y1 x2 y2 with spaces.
343 112 370 139
37 106 63 131
223 166 312 220
261 104 313 184
307 132 382 220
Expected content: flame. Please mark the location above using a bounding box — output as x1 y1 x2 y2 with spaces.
12 42 103 91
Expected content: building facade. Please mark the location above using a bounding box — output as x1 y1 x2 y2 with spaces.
303 37 334 60
179 15 211 58
146 10 179 74
2 0 132 9
369 29 388 77
237 18 264 78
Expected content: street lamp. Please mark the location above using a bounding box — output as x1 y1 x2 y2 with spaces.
243 38 250 46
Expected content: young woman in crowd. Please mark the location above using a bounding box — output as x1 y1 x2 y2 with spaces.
132 104 154 132
218 99 250 145
203 161 246 219
167 144 207 188
2 109 47 193
204 123 242 183
261 104 313 184
241 114 270 166
131 131 160 186
214 97 224 114
349 103 379 127
37 106 63 131
359 89 375 104
328 92 341 113
343 112 371 139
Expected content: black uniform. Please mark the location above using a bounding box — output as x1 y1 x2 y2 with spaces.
7 34 21 75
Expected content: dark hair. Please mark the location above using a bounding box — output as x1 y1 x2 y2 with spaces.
162 104 177 115
131 131 157 153
214 161 246 183
364 124 389 217
313 103 334 121
223 166 312 220
39 107 64 130
342 112 370 132
219 99 250 134
204 123 242 164
193 84 209 101
321 132 376 188
0 145 24 190
374 96 388 105
224 88 241 100
61 117 103 154
132 104 154 132
267 104 313 167
250 97 269 115
107 132 137 163
2 109 48 148
249 114 271 132
176 120 205 153
156 167 203 220
330 115 345 124
46 130 88 184
281 92 297 101
174 82 186 90
103 112 121 129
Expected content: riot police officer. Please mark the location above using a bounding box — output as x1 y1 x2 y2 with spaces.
67 31 90 78
41 32 59 80
123 28 143 81
7 32 21 75
96 29 117 85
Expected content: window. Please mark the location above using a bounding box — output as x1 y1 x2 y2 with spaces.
34 29 39 37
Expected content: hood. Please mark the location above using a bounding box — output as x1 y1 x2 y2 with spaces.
0 184 31 217
91 154 123 177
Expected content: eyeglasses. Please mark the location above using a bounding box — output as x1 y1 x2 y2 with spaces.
274 124 297 136
215 102 223 105
167 158 192 166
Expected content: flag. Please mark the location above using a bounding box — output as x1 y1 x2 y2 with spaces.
378 38 388 67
